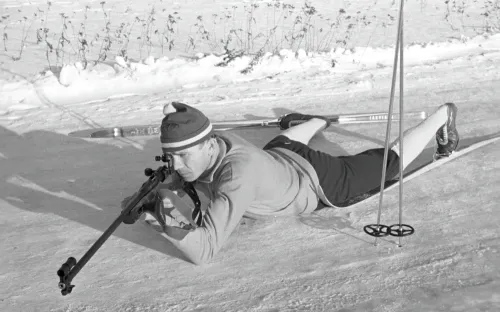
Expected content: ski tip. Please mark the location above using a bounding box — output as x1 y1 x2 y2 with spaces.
67 129 97 138
99 128 123 138
68 128 123 138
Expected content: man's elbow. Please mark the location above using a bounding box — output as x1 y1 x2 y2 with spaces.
164 226 219 265
184 249 216 266
188 257 209 266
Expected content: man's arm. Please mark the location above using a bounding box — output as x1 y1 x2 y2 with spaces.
160 162 256 265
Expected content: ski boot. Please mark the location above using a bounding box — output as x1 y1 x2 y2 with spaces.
278 113 331 130
434 102 459 160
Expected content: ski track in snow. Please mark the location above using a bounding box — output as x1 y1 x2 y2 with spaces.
7 175 103 211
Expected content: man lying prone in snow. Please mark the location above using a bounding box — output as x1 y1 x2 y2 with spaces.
121 101 459 265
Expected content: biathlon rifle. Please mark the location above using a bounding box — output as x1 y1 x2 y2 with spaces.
56 154 201 296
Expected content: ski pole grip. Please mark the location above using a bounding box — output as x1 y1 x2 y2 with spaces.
289 120 307 126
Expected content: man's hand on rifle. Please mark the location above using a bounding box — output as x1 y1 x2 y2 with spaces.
142 195 181 229
158 188 199 228
120 172 197 230
120 190 155 214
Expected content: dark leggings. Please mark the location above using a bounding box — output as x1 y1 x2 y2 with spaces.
263 135 400 205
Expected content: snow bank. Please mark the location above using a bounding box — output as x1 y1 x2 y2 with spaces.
1 34 499 110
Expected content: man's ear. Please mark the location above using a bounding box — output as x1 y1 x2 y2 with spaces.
208 137 217 154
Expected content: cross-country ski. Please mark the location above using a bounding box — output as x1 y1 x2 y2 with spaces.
68 111 428 138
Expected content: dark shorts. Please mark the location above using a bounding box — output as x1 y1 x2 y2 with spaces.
263 135 400 206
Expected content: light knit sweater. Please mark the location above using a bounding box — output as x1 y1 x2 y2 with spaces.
160 132 333 264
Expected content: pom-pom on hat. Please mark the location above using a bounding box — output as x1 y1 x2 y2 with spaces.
160 102 213 152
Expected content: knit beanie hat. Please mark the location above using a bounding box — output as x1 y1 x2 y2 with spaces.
160 102 213 152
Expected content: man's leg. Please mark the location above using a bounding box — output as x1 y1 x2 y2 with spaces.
280 118 328 145
391 103 456 169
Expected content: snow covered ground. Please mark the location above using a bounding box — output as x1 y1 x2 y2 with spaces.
1 0 500 311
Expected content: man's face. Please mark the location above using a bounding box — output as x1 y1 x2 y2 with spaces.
163 141 212 182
